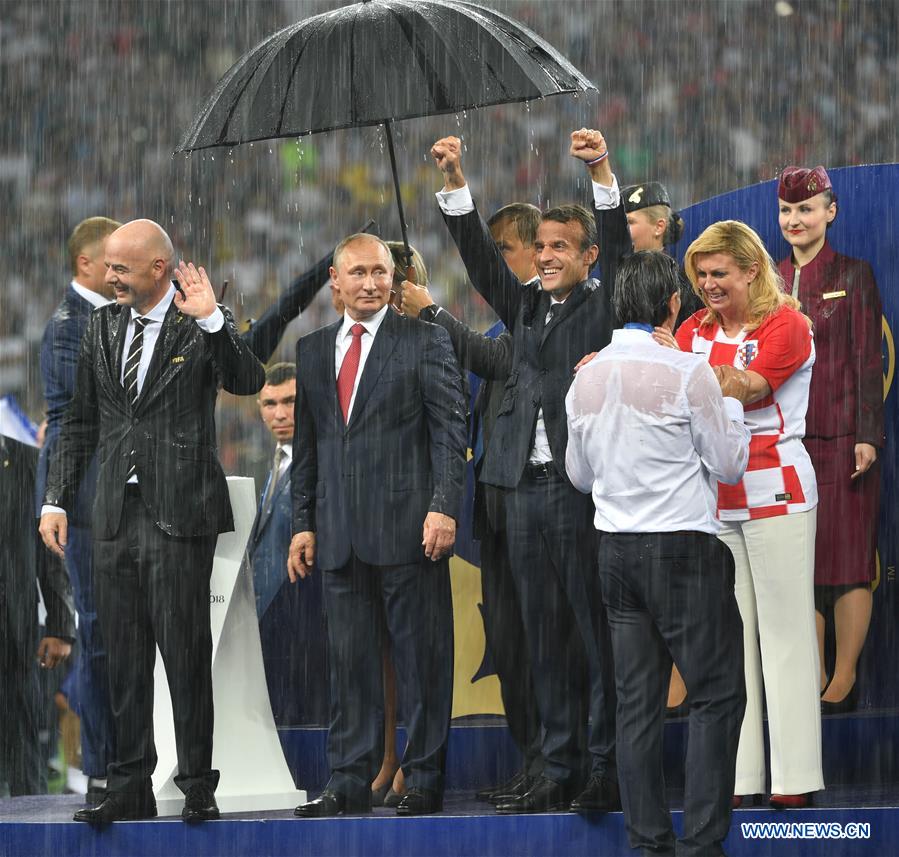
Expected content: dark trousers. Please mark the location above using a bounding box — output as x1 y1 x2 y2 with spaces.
322 553 454 802
599 531 745 857
93 488 219 795
478 524 542 775
65 523 116 778
504 467 617 787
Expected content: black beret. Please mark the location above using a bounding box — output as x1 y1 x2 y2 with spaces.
622 182 671 213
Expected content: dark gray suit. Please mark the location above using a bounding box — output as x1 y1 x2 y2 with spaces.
292 309 467 801
441 199 629 788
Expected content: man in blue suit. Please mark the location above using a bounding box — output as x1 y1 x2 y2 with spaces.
37 216 121 801
289 233 467 818
248 361 328 726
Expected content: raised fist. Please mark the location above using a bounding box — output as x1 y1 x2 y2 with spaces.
570 128 608 164
431 136 466 190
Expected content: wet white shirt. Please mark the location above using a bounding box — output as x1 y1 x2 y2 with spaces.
565 328 750 534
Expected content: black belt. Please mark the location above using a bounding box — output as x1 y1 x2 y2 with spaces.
523 461 555 479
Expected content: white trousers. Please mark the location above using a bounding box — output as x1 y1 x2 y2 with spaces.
718 508 824 796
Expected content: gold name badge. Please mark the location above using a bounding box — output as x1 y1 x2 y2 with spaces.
822 290 846 300
171 356 185 364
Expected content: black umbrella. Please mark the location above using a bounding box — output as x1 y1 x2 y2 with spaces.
175 0 596 263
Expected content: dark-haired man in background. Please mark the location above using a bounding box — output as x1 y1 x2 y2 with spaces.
248 361 327 727
566 251 750 855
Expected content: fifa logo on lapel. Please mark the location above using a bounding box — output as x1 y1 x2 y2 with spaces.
171 355 186 364
736 341 758 369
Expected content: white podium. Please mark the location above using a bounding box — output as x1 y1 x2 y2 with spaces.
151 476 304 816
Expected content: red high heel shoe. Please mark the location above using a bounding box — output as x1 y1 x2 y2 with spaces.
769 793 810 809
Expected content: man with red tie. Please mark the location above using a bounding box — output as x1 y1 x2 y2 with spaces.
288 233 467 818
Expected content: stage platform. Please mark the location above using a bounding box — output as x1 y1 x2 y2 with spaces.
2 789 898 857
4 713 898 856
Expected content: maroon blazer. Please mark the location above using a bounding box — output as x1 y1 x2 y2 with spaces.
779 240 884 446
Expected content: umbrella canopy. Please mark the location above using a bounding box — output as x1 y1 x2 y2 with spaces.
175 0 596 152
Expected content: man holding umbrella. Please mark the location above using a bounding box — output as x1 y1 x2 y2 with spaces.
432 130 629 814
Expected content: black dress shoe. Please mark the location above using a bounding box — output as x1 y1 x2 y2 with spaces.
294 789 371 818
570 775 621 813
395 787 443 816
73 791 157 825
182 783 220 823
476 770 523 802
86 784 107 807
481 771 532 805
495 776 573 814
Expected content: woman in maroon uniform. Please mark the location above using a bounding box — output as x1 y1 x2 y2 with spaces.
777 166 884 711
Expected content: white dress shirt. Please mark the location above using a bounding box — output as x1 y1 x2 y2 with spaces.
42 288 225 512
119 286 224 392
334 304 390 420
565 328 751 534
71 280 112 309
435 178 621 466
435 176 621 217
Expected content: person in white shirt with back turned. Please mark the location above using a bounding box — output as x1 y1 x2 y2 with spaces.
565 251 751 857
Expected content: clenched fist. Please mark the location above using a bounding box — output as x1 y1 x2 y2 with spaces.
431 136 466 191
570 128 612 184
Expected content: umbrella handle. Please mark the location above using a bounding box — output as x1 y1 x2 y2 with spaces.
383 119 413 269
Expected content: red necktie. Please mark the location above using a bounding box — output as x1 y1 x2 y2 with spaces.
337 323 365 423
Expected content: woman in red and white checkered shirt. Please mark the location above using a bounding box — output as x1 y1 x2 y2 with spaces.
658 219 823 810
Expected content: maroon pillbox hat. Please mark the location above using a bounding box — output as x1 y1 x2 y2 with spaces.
778 166 833 202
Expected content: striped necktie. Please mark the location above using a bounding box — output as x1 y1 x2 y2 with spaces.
124 317 147 480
